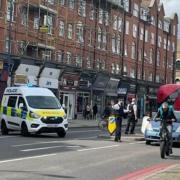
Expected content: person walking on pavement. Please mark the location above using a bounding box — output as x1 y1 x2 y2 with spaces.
125 98 138 134
85 104 91 120
93 104 98 120
112 99 126 142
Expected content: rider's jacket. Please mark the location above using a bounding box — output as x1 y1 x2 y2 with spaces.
157 105 175 125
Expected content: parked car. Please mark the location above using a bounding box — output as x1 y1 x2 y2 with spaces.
141 116 180 145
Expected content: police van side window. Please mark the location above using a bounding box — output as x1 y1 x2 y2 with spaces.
18 97 27 111
7 96 17 108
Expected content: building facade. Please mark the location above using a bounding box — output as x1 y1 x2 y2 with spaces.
0 0 178 119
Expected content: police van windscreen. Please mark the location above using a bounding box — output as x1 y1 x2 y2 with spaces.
26 96 61 109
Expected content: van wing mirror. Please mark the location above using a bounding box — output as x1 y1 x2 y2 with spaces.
19 103 24 109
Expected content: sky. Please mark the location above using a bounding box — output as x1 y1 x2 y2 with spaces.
161 0 180 38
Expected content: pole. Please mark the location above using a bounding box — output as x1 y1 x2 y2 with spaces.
8 0 13 86
154 12 159 82
121 1 126 76
141 20 146 80
165 32 168 84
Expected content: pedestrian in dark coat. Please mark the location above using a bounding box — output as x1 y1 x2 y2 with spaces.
93 104 98 120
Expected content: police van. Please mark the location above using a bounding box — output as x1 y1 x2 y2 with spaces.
0 86 68 137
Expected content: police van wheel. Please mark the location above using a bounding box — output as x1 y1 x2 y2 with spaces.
1 120 9 135
57 130 66 138
21 123 29 137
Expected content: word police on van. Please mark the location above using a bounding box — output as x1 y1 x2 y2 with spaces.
0 86 68 137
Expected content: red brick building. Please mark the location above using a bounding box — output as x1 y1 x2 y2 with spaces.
0 0 178 119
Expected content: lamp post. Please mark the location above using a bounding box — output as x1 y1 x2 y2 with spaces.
121 1 126 76
8 0 13 86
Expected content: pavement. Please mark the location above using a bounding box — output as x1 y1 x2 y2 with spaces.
68 118 142 128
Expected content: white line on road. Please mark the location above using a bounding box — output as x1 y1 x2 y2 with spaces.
0 135 18 139
13 136 97 147
77 145 119 152
0 154 56 164
128 141 146 145
21 145 81 152
69 129 100 133
13 141 65 147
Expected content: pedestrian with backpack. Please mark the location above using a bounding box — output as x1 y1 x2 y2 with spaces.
125 98 138 134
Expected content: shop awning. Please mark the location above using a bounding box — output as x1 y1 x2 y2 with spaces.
105 78 120 96
93 73 109 91
15 64 40 85
39 67 61 89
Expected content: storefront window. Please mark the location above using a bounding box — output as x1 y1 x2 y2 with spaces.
77 92 90 114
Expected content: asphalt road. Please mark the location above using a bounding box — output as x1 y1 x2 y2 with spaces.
0 127 180 180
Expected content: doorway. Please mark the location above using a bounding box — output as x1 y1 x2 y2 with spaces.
62 93 74 120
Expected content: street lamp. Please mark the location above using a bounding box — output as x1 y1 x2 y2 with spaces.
8 0 13 86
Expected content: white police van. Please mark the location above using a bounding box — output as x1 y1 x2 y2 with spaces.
0 86 68 137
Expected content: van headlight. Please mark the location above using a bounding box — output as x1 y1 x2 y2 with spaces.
63 114 67 119
29 111 40 119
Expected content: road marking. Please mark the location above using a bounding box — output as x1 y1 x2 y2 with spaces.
13 136 97 147
69 129 100 133
13 141 65 147
115 163 174 180
0 154 56 164
78 145 119 152
21 145 81 152
128 141 146 145
0 135 18 139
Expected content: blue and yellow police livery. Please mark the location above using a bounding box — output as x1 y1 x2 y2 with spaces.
0 86 68 137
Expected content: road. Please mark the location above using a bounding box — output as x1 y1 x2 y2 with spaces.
0 127 180 180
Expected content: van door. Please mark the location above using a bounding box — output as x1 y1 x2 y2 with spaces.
7 96 19 130
16 96 28 130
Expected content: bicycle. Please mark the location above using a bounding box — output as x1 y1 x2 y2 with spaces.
158 118 173 159
98 117 108 132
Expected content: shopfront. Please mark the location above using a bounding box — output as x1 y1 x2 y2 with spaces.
59 72 80 120
14 64 40 86
137 85 147 118
93 73 109 114
147 87 158 116
39 67 61 96
76 73 93 119
105 78 120 104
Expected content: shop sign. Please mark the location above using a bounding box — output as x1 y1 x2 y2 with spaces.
129 84 136 92
67 80 74 86
61 73 80 90
93 73 109 90
14 74 28 85
117 88 127 95
39 77 58 89
149 87 157 94
79 80 89 88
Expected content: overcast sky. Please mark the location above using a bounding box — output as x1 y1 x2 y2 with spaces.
161 0 180 38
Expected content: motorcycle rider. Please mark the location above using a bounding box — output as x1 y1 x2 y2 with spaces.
156 102 176 154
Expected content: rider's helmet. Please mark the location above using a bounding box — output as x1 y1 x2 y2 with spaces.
162 102 169 112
